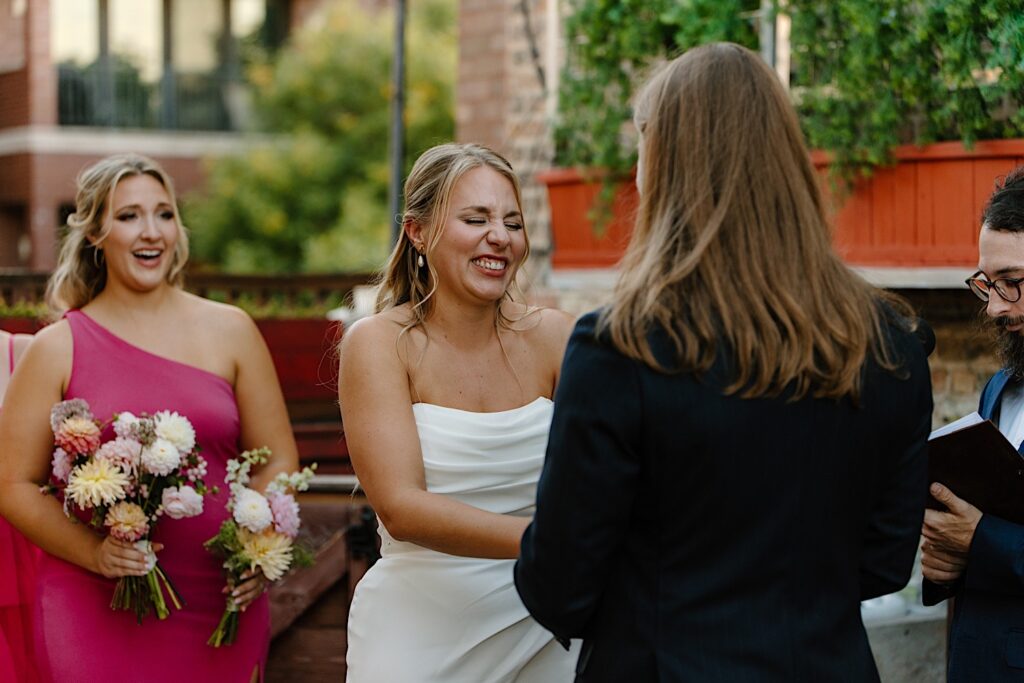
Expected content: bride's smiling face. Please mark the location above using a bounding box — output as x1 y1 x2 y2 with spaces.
96 174 180 293
424 166 527 306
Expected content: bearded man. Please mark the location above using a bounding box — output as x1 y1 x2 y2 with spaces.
922 166 1024 682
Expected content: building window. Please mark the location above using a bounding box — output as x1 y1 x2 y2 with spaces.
52 0 287 131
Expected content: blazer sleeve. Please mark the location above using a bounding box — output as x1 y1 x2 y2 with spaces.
962 514 1024 596
859 332 933 601
514 313 643 643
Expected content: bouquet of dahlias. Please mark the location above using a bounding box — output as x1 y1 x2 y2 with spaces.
205 447 315 647
47 398 212 623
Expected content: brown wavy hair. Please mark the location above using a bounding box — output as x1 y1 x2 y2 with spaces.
46 154 189 313
375 143 529 330
600 43 912 400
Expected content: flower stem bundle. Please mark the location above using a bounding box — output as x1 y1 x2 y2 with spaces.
205 448 316 646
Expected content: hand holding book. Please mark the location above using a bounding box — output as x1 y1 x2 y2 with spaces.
927 412 1024 525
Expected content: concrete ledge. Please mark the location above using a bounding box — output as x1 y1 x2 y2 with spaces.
852 266 973 289
548 266 973 291
866 613 946 682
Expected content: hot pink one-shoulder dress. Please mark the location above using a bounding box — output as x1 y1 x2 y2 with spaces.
0 330 42 682
33 311 270 683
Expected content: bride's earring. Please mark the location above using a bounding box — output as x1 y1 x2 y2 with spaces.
417 249 425 268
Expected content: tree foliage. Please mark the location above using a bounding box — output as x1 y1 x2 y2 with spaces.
186 0 455 273
556 0 759 180
557 0 1024 182
792 0 1024 179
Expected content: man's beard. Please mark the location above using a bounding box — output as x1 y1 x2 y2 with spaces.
994 315 1024 379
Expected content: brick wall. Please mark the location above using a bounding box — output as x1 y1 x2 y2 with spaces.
0 69 28 129
0 0 26 74
457 0 557 288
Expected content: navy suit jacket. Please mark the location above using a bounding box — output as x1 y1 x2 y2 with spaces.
936 369 1024 681
515 310 933 682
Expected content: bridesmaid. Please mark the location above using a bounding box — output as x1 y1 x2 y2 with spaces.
0 154 299 683
0 328 40 682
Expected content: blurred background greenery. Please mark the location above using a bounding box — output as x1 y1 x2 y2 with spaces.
184 0 455 274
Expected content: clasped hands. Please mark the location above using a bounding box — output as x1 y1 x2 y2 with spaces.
920 482 982 585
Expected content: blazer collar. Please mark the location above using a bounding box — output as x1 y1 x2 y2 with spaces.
981 369 1013 420
982 369 1024 454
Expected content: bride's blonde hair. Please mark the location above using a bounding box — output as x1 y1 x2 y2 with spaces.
374 143 529 331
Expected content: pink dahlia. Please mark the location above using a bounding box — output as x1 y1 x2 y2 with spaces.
54 417 101 455
95 437 143 474
50 448 73 483
268 492 301 538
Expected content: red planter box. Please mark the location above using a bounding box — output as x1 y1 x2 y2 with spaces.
541 139 1024 269
537 168 638 269
813 140 1024 266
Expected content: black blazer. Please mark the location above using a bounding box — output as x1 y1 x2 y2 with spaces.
515 310 933 682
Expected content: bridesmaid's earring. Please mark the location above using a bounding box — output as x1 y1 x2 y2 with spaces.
417 252 425 268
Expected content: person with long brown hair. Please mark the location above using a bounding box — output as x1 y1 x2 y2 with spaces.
515 43 934 681
339 142 577 681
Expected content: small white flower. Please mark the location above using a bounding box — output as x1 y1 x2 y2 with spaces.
232 488 273 533
140 438 182 476
154 411 196 454
113 412 139 438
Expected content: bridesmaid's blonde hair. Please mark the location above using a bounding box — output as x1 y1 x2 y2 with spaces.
46 154 189 313
375 143 529 331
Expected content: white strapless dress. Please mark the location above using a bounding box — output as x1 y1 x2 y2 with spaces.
345 397 577 682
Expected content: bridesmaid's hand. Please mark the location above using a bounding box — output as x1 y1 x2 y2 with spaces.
227 568 268 611
93 537 161 578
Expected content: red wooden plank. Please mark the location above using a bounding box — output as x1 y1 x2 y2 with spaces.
847 178 874 247
928 161 976 248
871 163 917 248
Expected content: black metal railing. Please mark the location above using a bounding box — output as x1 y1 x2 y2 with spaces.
57 60 244 132
0 271 374 312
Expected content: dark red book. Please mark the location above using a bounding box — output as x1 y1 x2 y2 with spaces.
927 413 1024 526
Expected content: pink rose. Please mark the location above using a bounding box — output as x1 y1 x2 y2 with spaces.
268 492 301 538
161 486 204 519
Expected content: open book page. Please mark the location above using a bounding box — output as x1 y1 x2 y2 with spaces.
929 412 984 441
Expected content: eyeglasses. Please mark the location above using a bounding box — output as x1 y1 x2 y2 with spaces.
966 271 1024 303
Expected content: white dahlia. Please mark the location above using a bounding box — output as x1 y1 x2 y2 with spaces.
239 528 293 581
154 411 196 454
112 411 139 438
66 460 129 508
232 488 273 533
140 438 182 476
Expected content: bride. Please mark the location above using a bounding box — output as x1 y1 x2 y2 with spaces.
339 143 577 681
